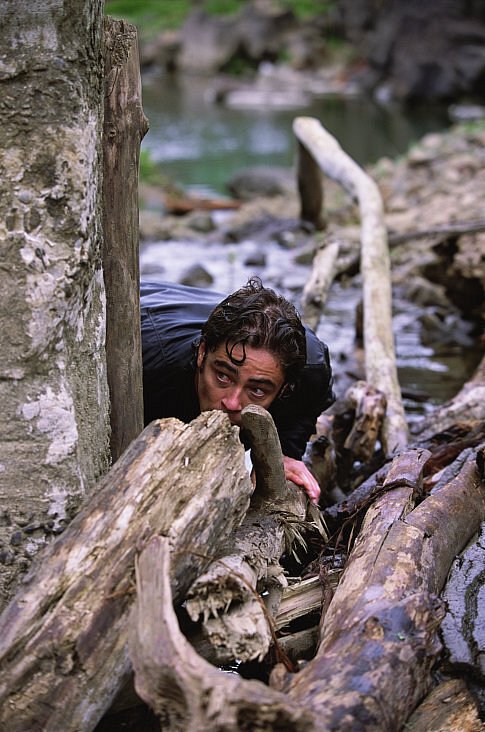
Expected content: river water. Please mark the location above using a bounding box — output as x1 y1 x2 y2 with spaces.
139 71 480 419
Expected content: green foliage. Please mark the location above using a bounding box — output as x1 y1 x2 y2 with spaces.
282 0 337 19
105 0 191 35
105 0 338 36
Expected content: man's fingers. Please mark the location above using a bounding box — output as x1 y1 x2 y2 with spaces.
282 456 321 504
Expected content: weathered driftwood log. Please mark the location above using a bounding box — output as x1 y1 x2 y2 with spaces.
184 405 309 664
0 413 252 732
129 447 485 730
103 17 148 462
294 116 408 456
301 239 340 330
129 536 315 731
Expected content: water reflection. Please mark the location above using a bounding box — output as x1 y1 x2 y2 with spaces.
141 71 451 195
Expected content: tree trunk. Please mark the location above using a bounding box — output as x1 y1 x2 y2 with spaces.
0 413 252 732
0 0 110 610
103 17 149 462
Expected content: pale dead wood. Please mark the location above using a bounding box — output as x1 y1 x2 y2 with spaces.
184 405 308 664
103 18 148 462
294 116 408 456
0 413 252 732
129 535 314 732
411 352 485 442
301 240 340 331
342 380 387 461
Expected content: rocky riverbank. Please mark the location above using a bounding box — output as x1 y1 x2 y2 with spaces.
139 119 485 369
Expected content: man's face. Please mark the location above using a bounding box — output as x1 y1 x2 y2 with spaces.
195 341 285 426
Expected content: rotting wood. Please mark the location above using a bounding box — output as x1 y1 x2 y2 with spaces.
103 17 149 462
0 413 252 732
293 116 408 456
129 536 314 732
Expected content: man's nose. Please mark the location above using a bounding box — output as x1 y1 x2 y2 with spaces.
221 387 243 412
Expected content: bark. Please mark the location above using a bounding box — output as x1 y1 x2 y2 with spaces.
128 447 485 730
293 116 408 456
0 0 110 608
103 17 149 462
0 413 252 732
406 678 483 732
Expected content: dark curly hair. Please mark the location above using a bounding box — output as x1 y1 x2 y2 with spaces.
200 277 307 392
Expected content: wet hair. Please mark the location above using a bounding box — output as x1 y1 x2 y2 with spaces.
200 276 307 392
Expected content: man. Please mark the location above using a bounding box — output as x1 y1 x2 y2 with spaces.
141 277 334 503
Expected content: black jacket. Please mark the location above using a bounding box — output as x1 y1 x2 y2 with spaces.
141 280 334 460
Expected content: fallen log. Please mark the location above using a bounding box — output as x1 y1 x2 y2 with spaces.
129 447 485 730
411 352 485 442
387 217 485 245
282 449 485 730
294 116 408 456
0 413 253 732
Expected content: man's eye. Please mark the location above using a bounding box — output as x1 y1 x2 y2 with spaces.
216 371 231 384
250 387 266 398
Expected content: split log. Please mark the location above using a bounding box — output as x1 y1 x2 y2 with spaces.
440 522 485 677
129 447 485 730
0 413 253 732
294 116 408 456
184 405 309 664
103 17 149 461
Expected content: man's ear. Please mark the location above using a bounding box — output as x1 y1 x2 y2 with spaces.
196 341 206 369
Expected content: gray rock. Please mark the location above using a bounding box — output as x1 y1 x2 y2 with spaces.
180 264 214 288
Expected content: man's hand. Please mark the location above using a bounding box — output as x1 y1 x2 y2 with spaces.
283 456 321 505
